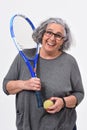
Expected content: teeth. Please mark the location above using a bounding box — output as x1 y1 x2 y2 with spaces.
47 43 55 46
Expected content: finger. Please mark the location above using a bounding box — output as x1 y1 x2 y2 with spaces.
32 78 41 85
32 83 41 90
46 108 56 114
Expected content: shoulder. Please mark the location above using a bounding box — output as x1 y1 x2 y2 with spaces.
62 52 80 73
63 52 77 64
61 52 79 69
23 48 36 57
15 48 36 60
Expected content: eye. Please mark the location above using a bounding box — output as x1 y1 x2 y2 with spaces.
46 31 52 35
56 34 62 38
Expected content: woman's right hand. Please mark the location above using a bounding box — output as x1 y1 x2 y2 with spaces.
6 77 41 95
23 77 41 91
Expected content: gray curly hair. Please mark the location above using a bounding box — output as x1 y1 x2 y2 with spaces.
32 18 72 51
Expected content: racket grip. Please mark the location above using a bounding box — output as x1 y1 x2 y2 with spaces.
35 91 43 108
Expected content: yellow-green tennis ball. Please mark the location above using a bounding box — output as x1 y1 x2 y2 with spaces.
43 99 54 109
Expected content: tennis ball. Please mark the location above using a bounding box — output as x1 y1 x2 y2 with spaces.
43 99 54 109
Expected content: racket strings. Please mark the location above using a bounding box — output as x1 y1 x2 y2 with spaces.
13 16 36 50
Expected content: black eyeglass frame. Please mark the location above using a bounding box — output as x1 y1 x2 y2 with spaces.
44 30 65 41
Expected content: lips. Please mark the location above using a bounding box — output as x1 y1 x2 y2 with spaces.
47 42 56 46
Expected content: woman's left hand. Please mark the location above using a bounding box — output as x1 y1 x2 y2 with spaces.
46 97 64 114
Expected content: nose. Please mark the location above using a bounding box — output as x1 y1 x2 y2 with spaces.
49 34 56 40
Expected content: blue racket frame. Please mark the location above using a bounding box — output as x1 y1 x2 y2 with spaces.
10 14 43 108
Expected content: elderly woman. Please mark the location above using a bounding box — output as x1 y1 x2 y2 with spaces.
3 17 84 130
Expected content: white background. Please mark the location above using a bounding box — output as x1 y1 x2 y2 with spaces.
0 0 87 130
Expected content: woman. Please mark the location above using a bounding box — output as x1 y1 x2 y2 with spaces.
3 17 84 130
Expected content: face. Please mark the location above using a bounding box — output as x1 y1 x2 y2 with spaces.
41 23 65 54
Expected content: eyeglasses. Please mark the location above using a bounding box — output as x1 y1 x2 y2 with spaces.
44 30 65 41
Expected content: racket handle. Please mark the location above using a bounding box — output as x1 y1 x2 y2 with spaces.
35 91 43 108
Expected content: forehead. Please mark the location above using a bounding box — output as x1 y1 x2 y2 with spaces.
46 23 65 33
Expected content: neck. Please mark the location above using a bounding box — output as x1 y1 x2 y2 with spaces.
40 48 62 59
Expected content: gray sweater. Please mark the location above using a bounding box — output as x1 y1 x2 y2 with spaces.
3 50 84 130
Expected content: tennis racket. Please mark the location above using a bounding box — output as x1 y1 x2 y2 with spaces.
10 14 43 108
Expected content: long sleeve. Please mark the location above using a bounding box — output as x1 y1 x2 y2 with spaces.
70 58 84 105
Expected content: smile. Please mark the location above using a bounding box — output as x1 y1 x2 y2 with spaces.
47 42 56 46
